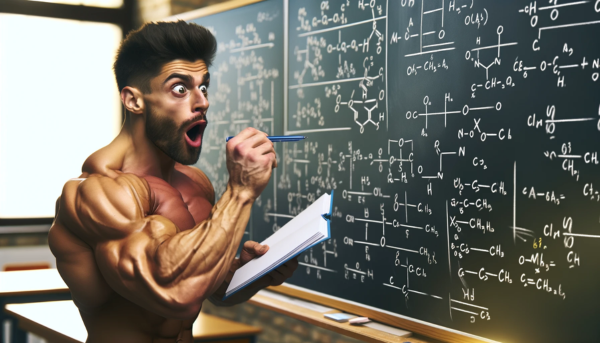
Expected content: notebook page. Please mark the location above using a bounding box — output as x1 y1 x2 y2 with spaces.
261 192 331 248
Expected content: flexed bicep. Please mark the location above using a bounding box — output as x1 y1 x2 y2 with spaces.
93 216 206 319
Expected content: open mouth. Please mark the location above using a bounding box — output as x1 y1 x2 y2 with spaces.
185 120 206 148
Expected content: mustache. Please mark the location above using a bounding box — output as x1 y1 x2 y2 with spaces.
181 114 207 131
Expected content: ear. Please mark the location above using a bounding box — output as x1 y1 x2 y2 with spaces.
120 86 145 115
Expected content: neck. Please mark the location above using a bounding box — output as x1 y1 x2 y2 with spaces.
118 114 176 182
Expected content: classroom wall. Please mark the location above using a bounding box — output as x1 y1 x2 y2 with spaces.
0 246 55 271
0 234 47 249
137 0 171 24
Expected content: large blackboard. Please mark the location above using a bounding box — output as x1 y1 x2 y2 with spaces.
188 1 600 342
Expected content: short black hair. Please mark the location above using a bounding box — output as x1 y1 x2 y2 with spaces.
114 20 217 93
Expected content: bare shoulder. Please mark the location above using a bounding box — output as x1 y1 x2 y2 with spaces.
81 134 127 178
54 172 152 245
174 164 215 205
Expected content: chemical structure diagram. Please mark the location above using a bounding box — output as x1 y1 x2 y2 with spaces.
290 0 387 132
405 92 503 133
465 25 518 80
333 59 386 133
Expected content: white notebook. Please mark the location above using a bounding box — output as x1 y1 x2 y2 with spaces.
224 191 333 299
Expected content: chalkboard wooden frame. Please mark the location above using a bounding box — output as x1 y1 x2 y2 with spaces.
248 291 433 343
164 0 263 22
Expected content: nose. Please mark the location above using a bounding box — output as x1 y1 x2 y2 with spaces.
191 87 209 115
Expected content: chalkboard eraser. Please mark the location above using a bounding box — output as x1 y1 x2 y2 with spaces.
323 313 356 322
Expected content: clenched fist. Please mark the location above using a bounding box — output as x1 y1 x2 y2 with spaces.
226 127 277 200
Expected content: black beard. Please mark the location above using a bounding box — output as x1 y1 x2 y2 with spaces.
145 104 202 165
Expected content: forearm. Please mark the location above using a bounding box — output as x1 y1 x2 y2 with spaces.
154 185 253 297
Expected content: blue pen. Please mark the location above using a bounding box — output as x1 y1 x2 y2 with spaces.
225 135 306 142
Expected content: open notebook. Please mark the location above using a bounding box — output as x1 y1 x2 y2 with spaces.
224 191 333 299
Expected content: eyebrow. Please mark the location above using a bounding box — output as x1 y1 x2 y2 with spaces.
162 72 210 86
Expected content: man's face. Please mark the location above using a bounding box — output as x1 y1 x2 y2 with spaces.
144 59 210 165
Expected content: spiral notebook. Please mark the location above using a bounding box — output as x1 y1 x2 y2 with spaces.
224 191 333 299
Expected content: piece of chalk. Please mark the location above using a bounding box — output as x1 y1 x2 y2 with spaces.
349 317 371 325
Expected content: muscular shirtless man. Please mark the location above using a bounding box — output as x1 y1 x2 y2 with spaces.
49 21 297 342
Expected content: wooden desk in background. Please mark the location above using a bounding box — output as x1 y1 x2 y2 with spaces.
0 269 71 343
5 300 261 343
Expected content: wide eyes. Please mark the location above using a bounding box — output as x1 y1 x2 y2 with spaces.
172 84 187 95
171 83 208 97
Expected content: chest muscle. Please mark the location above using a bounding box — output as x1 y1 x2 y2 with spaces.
144 176 212 231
